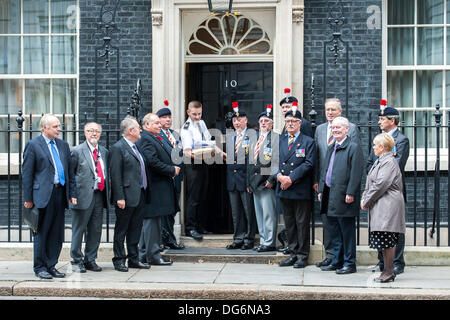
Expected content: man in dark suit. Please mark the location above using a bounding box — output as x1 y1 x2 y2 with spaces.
137 113 180 265
247 105 279 252
156 104 184 250
69 122 109 273
109 117 150 272
318 117 364 275
366 105 410 275
225 102 257 250
313 98 360 268
23 114 76 279
276 106 315 268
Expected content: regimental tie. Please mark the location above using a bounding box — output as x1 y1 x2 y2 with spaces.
166 129 176 147
253 133 266 161
93 148 105 191
327 125 335 146
132 145 148 190
288 134 295 150
235 132 243 154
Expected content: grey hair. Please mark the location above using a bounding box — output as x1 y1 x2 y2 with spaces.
325 98 342 110
40 114 59 131
84 122 102 131
120 117 137 136
331 116 349 128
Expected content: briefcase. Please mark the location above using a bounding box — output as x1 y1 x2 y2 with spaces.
23 206 40 233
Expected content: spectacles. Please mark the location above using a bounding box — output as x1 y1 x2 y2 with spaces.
86 129 101 134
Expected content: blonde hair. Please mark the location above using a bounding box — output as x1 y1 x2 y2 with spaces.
373 132 394 152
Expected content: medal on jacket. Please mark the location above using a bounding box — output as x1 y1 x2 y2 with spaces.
242 137 250 155
393 145 397 156
264 147 272 161
296 147 305 158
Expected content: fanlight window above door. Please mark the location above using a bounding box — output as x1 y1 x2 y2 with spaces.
187 15 272 55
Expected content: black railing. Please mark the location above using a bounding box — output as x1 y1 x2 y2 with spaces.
0 106 449 246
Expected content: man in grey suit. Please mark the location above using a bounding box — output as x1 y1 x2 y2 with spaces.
69 122 109 273
366 106 409 275
313 98 360 268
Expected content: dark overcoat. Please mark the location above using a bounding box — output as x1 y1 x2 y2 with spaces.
318 138 364 217
158 128 184 194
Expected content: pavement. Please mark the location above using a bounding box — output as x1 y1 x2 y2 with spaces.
1 260 450 300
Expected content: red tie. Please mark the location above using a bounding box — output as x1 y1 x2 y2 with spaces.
93 148 105 191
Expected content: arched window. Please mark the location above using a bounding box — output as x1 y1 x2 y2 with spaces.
187 14 272 56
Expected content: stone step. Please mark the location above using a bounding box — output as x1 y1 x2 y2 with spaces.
180 234 261 248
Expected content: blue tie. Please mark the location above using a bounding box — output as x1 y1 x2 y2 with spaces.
50 140 65 186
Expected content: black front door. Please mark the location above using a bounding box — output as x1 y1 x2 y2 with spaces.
186 62 273 233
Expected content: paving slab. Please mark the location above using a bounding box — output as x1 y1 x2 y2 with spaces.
0 281 14 296
128 269 219 284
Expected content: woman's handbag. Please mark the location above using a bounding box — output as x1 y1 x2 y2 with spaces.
23 206 40 233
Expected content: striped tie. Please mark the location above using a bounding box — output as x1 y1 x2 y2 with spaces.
166 130 176 147
327 128 335 146
288 134 294 150
235 133 243 154
253 133 265 161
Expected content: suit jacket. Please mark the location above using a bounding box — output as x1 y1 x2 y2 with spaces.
137 130 179 218
158 128 184 194
22 135 75 209
314 121 360 184
366 128 409 201
247 131 278 192
69 141 110 210
275 132 315 200
227 130 251 192
318 138 364 217
109 137 150 208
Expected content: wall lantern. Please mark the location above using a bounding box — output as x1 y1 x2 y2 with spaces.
208 0 233 16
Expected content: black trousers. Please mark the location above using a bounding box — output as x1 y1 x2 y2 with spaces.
279 198 311 261
328 216 356 268
112 189 146 265
161 213 176 245
33 185 65 274
184 164 209 232
229 190 257 245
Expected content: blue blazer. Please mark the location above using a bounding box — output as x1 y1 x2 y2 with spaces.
227 134 250 192
276 132 315 200
22 135 75 209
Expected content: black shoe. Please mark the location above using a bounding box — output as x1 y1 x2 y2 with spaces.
257 245 276 252
114 263 129 272
371 261 384 272
35 271 53 280
84 261 102 272
187 230 203 240
71 262 86 273
293 260 307 268
166 242 185 250
48 268 65 278
394 266 404 275
150 258 173 266
241 243 254 250
279 256 297 267
159 245 165 252
374 274 396 283
336 266 357 274
320 264 341 271
281 247 292 255
252 246 260 251
226 242 243 249
198 227 213 235
128 261 151 269
315 257 332 268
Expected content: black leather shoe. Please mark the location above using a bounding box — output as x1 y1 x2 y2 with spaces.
374 274 396 283
187 230 203 240
320 264 341 271
371 261 384 272
198 227 213 235
278 256 297 267
241 243 254 250
315 257 332 268
281 247 292 255
150 258 173 266
84 261 102 272
394 266 404 275
257 245 276 252
71 262 86 273
335 266 357 274
159 245 165 252
293 260 307 268
114 263 129 272
226 242 243 249
35 271 53 280
48 268 65 278
128 261 151 269
166 242 185 250
252 246 260 251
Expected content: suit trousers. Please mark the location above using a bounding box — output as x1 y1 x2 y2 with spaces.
279 198 311 261
112 189 146 266
70 190 104 264
229 190 257 245
139 217 163 263
320 213 335 260
184 164 209 232
253 188 277 247
377 232 405 268
33 185 65 274
328 216 356 268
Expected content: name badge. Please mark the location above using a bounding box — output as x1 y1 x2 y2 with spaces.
295 148 306 158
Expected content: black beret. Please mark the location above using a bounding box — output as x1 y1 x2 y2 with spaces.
379 107 399 117
156 107 171 117
231 109 247 118
285 109 302 119
279 96 298 106
258 111 273 120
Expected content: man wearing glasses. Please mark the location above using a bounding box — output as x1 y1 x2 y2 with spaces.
69 122 110 273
